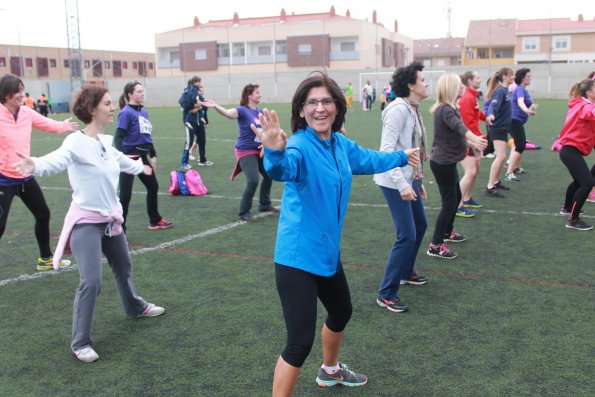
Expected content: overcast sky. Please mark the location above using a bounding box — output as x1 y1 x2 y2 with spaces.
1 0 593 53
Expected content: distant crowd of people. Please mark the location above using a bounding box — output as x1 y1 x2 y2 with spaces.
0 63 593 396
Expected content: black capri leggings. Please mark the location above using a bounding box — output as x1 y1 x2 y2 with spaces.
509 119 527 154
275 263 352 368
559 145 595 220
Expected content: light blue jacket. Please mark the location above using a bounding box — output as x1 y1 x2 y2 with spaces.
264 127 409 276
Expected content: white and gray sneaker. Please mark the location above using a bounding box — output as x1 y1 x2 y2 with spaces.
73 346 99 363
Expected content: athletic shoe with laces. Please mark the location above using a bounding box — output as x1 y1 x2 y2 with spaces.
514 167 527 174
198 160 213 166
239 213 256 223
139 303 165 317
148 219 174 230
587 191 595 203
316 363 368 388
400 272 428 286
565 218 593 231
258 206 280 213
427 243 458 259
463 198 484 208
494 181 510 190
444 230 466 243
73 346 99 363
376 296 409 312
181 164 192 170
504 172 520 182
189 154 196 160
559 207 583 216
37 257 72 271
456 206 476 218
485 187 505 198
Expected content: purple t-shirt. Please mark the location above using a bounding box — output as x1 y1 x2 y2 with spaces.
117 104 153 152
235 106 263 151
511 85 533 124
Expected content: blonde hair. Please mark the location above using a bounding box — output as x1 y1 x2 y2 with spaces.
430 73 461 114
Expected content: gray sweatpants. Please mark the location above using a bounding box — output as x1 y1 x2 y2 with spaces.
70 223 147 351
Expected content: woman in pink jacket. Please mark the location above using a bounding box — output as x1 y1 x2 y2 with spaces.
558 78 595 231
0 74 78 270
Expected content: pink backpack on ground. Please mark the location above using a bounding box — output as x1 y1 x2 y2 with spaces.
184 169 208 196
168 170 181 195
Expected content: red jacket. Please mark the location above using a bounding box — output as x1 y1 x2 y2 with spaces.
459 87 486 137
559 97 595 156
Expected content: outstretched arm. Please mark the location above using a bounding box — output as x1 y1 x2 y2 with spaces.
201 99 239 119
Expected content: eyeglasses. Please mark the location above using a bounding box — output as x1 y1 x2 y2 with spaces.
303 97 335 108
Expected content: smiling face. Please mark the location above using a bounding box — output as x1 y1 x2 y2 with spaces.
92 93 116 126
300 86 337 139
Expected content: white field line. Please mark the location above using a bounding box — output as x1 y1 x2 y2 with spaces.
0 212 272 287
2 186 592 287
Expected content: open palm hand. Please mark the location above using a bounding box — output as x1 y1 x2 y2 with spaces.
251 109 287 152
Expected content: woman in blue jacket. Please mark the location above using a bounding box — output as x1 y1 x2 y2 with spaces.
253 73 419 396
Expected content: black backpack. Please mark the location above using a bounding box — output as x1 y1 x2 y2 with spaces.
178 87 195 111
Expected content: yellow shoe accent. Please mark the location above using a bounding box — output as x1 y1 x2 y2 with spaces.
37 257 72 271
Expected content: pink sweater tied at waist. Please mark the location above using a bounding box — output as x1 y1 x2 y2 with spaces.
53 201 124 270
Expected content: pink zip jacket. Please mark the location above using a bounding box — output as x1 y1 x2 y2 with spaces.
558 97 595 156
0 103 73 178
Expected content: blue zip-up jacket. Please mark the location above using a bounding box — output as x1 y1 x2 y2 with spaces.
486 86 512 132
264 127 409 277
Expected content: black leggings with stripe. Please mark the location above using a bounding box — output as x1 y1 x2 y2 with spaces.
559 146 595 220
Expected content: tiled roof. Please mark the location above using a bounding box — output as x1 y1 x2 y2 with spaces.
516 17 595 33
465 19 516 47
413 37 465 56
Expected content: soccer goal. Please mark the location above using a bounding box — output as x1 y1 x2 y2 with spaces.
358 70 446 102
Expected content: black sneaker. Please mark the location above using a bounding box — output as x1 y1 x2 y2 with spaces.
258 206 279 213
400 272 428 285
316 363 368 388
444 230 466 243
559 207 584 216
427 243 458 259
565 218 593 231
376 296 409 313
494 181 510 190
239 213 256 223
485 187 505 198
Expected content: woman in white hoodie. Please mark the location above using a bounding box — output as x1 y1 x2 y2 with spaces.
13 86 165 363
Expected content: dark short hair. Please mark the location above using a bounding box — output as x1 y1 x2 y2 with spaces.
73 86 109 124
461 71 477 87
290 72 346 133
515 68 530 85
189 75 201 84
0 74 24 104
392 61 424 98
240 84 259 106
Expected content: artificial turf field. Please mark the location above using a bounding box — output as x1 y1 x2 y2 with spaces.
0 99 593 396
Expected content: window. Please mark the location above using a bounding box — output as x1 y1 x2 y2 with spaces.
0 57 5 67
113 60 122 77
123 61 128 69
466 47 474 60
194 49 207 60
554 36 569 50
133 61 138 69
494 48 513 58
64 59 70 68
275 41 287 55
25 58 33 67
169 51 180 62
84 60 90 68
217 44 230 58
257 46 271 56
104 61 110 69
232 43 245 57
298 43 312 55
340 42 355 52
523 38 538 52
477 49 488 59
149 62 153 70
49 59 56 68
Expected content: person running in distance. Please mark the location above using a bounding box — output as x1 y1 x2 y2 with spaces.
253 72 420 395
